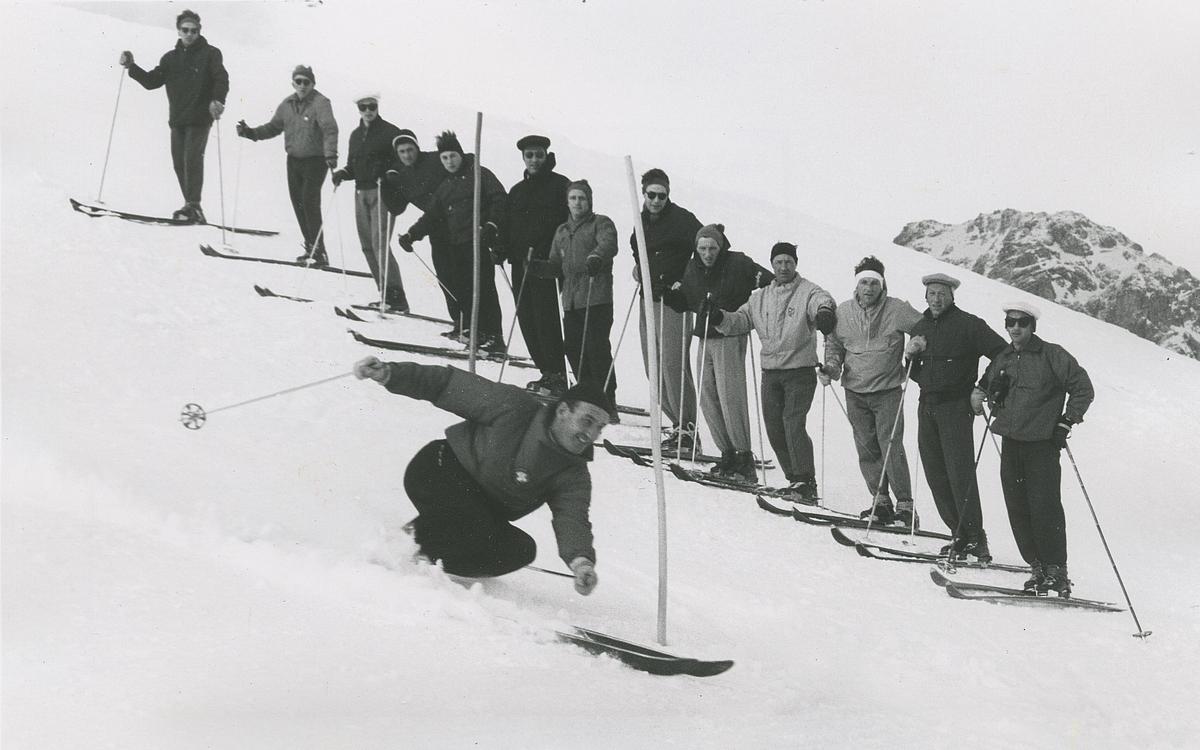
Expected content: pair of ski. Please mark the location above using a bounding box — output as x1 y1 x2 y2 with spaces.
556 627 733 677
929 569 1124 613
600 440 772 468
72 198 278 236
755 494 951 540
251 283 452 326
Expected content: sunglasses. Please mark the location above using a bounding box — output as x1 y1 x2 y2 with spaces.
1004 316 1034 328
644 191 668 201
179 27 200 35
358 102 378 112
293 78 312 86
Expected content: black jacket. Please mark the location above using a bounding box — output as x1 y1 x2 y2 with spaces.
128 35 229 128
910 304 1006 400
504 153 570 263
681 249 773 339
342 116 402 190
408 154 507 246
382 150 449 217
629 201 704 312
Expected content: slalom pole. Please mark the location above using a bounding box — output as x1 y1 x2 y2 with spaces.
908 429 923 542
469 112 483 374
578 277 594 377
748 331 768 487
1064 445 1152 639
603 288 638 395
691 297 713 464
377 177 387 311
179 372 355 429
95 67 126 203
215 121 229 248
863 359 915 537
626 155 668 646
497 249 533 384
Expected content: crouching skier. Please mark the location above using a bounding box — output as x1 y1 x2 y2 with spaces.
353 356 609 595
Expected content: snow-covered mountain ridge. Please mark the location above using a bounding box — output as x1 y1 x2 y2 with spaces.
894 209 1200 360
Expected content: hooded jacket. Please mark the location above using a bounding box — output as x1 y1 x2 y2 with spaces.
909 304 1007 401
549 211 618 311
978 335 1094 441
127 35 229 128
341 115 402 190
383 361 596 565
505 153 571 263
408 154 507 245
629 201 703 312
824 293 924 393
715 275 835 369
248 89 339 160
681 248 772 339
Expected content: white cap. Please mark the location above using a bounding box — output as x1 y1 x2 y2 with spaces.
1002 301 1041 320
354 92 381 103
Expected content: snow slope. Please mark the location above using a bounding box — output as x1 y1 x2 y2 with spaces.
4 4 1199 749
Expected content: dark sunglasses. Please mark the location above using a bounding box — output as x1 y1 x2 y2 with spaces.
293 78 312 86
358 102 378 112
179 27 200 35
644 191 668 201
1005 316 1034 328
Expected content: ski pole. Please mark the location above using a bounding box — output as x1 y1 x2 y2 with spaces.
215 121 229 247
603 287 638 395
377 177 387 310
524 565 573 580
691 296 713 464
497 249 533 383
231 119 244 231
578 276 594 377
95 67 126 203
179 372 355 429
1064 445 1152 639
944 411 995 559
820 377 827 497
676 299 688 458
410 249 460 304
748 330 768 487
863 358 914 538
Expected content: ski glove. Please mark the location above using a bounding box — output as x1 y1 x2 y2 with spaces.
331 169 349 187
698 298 724 326
569 556 598 596
479 222 499 248
396 233 414 253
814 307 836 336
353 356 390 384
586 254 603 277
1053 417 1073 450
119 50 133 67
384 169 403 186
325 157 338 171
817 363 839 387
208 101 224 120
970 387 987 416
905 335 927 356
235 120 257 141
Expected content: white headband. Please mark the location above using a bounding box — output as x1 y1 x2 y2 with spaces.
855 270 884 284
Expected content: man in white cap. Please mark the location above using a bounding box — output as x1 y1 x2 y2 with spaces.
972 302 1093 596
331 93 407 311
905 272 1006 560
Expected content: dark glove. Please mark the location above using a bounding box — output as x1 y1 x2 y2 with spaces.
325 157 338 171
585 254 603 277
490 245 508 265
235 120 257 141
119 50 134 67
396 233 414 253
1053 417 1073 450
528 259 558 279
331 169 349 187
698 298 724 326
385 169 402 186
814 307 836 335
662 285 688 312
480 222 498 248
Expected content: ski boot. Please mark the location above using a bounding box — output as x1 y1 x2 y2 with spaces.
785 479 819 505
671 424 701 456
707 450 736 479
1037 563 1072 598
1022 560 1045 594
723 451 758 485
171 204 192 222
538 372 568 397
479 335 507 356
296 248 328 268
951 530 992 564
894 498 919 530
186 202 206 225
859 496 895 525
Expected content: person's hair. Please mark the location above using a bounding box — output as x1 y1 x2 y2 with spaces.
176 9 201 28
854 255 885 276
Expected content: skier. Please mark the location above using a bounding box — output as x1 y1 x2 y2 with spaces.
353 355 606 594
821 257 924 526
236 65 338 267
707 242 835 502
504 135 571 396
546 180 621 422
119 9 228 224
630 169 703 452
331 94 407 311
397 131 507 353
905 273 1006 561
685 225 773 483
972 302 1094 596
383 131 456 331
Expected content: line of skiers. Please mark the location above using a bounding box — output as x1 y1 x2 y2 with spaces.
121 11 1096 596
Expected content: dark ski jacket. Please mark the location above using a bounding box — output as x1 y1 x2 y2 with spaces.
909 304 1007 401
127 35 229 128
504 153 570 263
341 116 402 190
681 248 773 339
549 211 619 311
383 361 596 565
629 201 704 312
407 154 507 246
978 335 1094 441
382 150 448 216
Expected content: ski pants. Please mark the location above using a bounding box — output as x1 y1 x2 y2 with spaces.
699 335 752 454
354 187 406 308
403 440 537 577
761 367 817 483
286 155 328 256
563 302 617 407
918 395 985 539
169 123 210 206
639 300 697 429
443 241 503 340
510 258 566 377
845 387 913 501
428 232 461 328
1000 437 1067 566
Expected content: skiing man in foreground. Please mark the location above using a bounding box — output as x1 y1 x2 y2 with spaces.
119 9 228 224
353 356 606 595
973 302 1094 596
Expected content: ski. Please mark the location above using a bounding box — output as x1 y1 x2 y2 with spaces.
754 493 857 519
665 462 804 501
70 197 278 236
200 243 373 278
348 329 538 369
929 569 1123 611
792 508 953 541
556 627 733 677
604 442 771 464
832 527 1031 571
602 439 652 466
251 285 453 325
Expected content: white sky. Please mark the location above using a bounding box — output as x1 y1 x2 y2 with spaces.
44 0 1200 270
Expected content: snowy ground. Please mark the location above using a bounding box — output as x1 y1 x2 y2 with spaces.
4 4 1200 749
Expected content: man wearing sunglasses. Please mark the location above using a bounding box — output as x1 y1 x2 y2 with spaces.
972 302 1094 597
905 273 1006 562
120 9 228 225
237 65 339 267
330 95 407 312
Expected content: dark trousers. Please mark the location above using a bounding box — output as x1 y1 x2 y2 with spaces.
429 234 461 329
845 387 912 500
918 396 985 538
762 368 817 483
403 440 537 577
1000 437 1066 566
169 124 210 205
443 242 503 340
286 155 328 256
563 303 617 405
510 259 566 376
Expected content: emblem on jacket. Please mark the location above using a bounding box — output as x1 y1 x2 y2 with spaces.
787 306 796 317
514 470 529 484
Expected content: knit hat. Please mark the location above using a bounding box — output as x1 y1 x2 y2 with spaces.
770 242 797 262
559 380 611 412
436 130 464 156
641 168 670 191
517 134 551 151
695 223 730 251
922 272 961 290
292 64 315 83
567 179 593 201
392 130 419 150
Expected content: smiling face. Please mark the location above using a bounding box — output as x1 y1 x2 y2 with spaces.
550 400 610 454
522 148 547 175
440 151 463 173
643 185 669 214
357 99 378 124
1005 314 1035 348
696 236 721 267
926 283 954 317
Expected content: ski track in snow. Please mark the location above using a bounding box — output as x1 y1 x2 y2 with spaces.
3 4 1200 749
